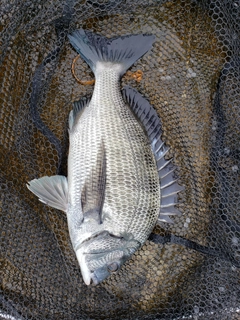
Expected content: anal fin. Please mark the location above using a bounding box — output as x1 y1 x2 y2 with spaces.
27 175 68 212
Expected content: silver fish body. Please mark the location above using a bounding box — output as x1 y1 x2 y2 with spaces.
27 30 183 285
67 64 160 283
68 63 160 246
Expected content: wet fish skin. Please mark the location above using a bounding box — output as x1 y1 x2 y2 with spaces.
27 29 183 285
66 32 160 284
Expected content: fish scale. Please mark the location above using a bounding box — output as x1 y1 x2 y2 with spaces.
68 67 160 241
27 29 183 285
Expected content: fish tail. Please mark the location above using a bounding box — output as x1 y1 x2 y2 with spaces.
68 29 155 76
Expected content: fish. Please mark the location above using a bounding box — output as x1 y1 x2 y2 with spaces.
27 29 183 285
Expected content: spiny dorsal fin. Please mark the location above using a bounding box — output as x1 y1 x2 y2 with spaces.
27 175 68 212
122 86 162 142
69 96 91 130
122 86 184 224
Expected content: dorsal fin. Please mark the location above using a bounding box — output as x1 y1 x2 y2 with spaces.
69 96 91 130
122 86 184 224
122 86 162 142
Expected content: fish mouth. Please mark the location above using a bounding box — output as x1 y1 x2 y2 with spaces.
75 249 92 285
75 231 127 285
75 231 110 285
76 249 107 286
76 248 118 286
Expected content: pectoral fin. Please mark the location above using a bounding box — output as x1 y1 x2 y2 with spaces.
27 175 68 212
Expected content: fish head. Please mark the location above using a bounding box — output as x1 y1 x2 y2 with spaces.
75 231 140 285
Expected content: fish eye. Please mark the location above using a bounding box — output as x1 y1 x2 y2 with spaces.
107 262 119 272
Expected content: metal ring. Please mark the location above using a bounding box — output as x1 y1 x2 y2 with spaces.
71 55 95 85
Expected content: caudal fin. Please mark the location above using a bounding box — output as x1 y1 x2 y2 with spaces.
68 29 155 75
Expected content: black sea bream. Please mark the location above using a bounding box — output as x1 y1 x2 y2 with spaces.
27 29 183 285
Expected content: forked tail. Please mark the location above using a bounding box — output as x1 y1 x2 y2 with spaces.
68 29 155 76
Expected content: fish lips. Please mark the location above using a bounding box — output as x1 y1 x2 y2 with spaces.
75 232 126 285
76 249 93 285
76 248 123 285
75 231 140 285
91 265 110 285
75 231 108 285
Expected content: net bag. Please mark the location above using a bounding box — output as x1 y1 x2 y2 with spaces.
0 0 240 319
